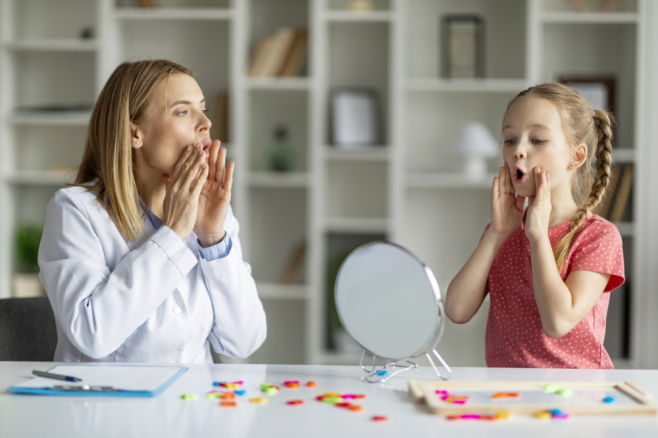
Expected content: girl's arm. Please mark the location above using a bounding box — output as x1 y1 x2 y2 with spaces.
446 164 526 324
526 169 610 338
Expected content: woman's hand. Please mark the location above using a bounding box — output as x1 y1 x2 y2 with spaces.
525 167 552 243
162 144 209 242
195 140 234 248
490 162 526 237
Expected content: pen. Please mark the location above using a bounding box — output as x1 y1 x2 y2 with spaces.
32 370 82 382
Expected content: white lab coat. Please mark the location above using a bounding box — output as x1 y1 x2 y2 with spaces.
38 186 266 363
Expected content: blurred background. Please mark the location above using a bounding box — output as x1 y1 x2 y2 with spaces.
1 0 658 369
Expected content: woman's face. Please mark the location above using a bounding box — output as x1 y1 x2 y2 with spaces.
132 73 212 185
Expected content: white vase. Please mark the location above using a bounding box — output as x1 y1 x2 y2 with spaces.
13 273 45 298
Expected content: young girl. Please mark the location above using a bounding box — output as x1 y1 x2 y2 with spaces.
445 83 624 369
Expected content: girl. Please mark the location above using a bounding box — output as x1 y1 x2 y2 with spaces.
38 60 266 363
445 83 624 368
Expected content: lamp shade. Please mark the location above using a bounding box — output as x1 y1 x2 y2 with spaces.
452 122 499 158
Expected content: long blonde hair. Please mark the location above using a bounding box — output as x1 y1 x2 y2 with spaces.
75 60 194 241
505 83 614 273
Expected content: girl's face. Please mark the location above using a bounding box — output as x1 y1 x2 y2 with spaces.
502 95 579 198
132 73 212 184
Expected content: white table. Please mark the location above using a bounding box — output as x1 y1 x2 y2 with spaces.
2 362 658 437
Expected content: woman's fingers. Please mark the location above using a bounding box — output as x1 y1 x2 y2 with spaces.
216 147 227 186
207 140 221 183
224 160 235 194
170 144 195 186
191 163 209 197
181 148 206 192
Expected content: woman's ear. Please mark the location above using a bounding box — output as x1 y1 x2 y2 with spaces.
569 143 587 170
129 122 144 149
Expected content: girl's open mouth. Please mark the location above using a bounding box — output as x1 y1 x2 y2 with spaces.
513 166 527 184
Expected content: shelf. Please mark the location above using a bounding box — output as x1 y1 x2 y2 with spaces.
8 111 91 126
324 146 389 161
114 8 234 21
325 217 389 234
540 12 640 24
257 283 307 300
406 172 496 189
406 78 529 93
612 149 635 163
323 10 393 22
5 170 74 186
614 222 635 237
246 77 311 90
4 39 98 52
247 172 309 188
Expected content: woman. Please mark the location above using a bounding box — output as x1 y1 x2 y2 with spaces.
38 60 266 363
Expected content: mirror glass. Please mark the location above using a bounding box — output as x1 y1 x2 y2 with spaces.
335 242 441 360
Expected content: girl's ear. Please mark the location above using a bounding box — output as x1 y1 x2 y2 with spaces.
129 122 144 149
569 143 587 170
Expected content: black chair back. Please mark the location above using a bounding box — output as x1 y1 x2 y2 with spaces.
0 297 57 361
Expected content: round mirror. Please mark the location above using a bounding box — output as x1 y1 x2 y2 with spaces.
335 242 445 362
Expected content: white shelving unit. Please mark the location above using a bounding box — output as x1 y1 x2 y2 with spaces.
0 0 655 369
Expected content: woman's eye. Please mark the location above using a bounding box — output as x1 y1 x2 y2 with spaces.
202 109 209 114
176 110 188 116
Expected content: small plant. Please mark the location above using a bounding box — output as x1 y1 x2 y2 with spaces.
15 223 42 273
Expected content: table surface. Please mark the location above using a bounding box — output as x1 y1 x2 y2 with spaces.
2 362 658 438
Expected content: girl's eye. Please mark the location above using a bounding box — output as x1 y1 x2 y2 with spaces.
504 139 516 145
532 139 546 144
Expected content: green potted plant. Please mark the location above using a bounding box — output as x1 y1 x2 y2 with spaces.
13 223 44 297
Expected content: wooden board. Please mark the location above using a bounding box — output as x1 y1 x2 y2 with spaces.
408 380 657 416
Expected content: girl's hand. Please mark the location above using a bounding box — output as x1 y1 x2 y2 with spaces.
524 167 552 243
163 144 209 241
490 162 526 237
195 140 235 248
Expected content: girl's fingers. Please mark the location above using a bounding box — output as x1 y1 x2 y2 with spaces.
515 194 526 212
492 176 500 202
498 166 506 198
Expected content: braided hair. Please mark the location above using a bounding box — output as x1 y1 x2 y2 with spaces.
504 83 615 273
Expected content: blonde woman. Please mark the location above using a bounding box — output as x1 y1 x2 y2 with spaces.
38 60 266 363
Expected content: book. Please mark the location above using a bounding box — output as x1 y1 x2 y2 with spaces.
608 164 633 223
279 242 306 284
259 28 296 77
209 92 229 143
279 29 308 77
248 37 272 77
593 165 621 218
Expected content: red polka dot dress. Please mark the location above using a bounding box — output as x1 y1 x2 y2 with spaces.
485 213 625 369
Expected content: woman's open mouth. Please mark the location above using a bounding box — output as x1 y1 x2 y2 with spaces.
202 139 212 159
513 166 527 184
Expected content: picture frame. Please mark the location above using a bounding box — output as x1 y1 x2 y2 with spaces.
441 15 485 78
559 76 617 144
331 88 381 147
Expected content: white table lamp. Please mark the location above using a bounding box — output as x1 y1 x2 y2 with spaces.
452 122 499 177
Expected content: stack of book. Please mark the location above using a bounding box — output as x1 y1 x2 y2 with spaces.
593 164 633 223
133 0 159 7
248 28 309 78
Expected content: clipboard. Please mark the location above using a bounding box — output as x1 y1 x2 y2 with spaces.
8 365 188 397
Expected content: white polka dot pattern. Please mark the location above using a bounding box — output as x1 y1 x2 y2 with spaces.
484 212 625 369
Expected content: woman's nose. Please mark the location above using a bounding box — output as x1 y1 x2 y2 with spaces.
198 111 211 132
